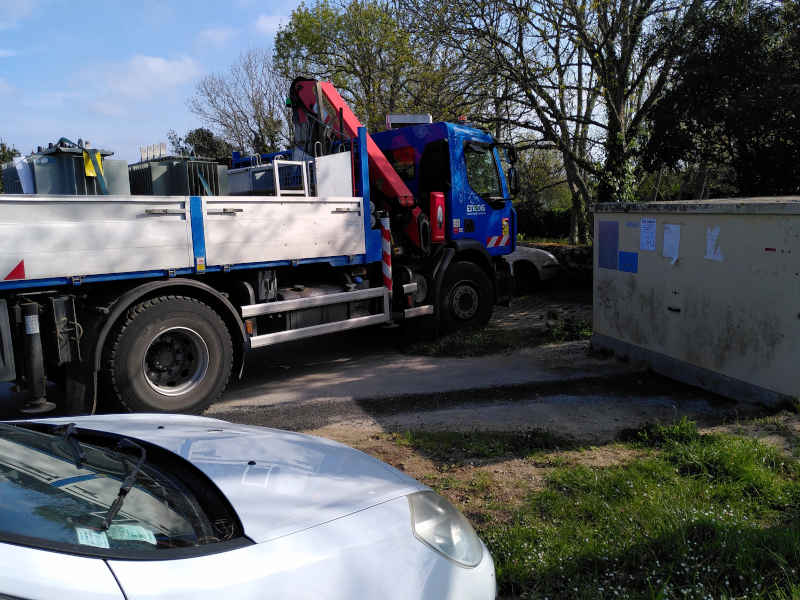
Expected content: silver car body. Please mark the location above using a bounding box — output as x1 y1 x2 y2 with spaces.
0 414 496 600
507 245 560 283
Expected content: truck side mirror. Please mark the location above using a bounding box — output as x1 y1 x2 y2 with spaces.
507 166 520 197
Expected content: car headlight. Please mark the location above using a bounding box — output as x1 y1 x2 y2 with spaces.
408 491 483 567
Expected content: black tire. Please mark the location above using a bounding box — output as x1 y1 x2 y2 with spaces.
438 261 494 333
104 295 233 414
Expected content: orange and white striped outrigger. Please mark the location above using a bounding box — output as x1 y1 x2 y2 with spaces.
380 217 392 292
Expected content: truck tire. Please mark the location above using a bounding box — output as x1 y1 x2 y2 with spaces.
438 261 493 333
104 296 233 414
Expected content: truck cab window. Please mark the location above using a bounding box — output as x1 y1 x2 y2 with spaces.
463 142 502 199
387 147 416 181
418 140 451 202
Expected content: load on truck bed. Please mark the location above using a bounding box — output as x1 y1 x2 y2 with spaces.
0 79 518 416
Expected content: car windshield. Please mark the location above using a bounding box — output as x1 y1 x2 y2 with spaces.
464 142 502 198
0 423 221 553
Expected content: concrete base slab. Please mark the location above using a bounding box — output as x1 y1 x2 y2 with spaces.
208 341 643 413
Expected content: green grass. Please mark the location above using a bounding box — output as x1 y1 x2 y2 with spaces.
546 317 593 343
474 419 800 599
404 326 548 357
393 429 572 464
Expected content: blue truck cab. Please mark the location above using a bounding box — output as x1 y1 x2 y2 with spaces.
370 122 518 328
372 122 517 257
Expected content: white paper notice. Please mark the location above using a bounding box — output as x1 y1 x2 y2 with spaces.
75 527 110 548
108 524 157 545
662 224 680 264
704 226 724 262
640 217 656 251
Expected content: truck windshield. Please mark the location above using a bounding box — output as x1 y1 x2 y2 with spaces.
464 142 502 199
0 423 227 554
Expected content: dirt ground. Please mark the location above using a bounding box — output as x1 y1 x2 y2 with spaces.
405 288 594 356
298 409 800 525
217 287 798 522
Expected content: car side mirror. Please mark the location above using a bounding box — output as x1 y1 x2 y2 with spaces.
507 166 520 197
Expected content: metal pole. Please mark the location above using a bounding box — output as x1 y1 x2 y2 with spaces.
20 302 56 414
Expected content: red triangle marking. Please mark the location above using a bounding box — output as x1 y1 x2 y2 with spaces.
4 260 25 281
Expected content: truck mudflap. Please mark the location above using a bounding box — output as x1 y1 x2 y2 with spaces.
0 299 15 383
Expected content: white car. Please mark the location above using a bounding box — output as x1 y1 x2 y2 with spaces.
507 245 561 292
0 414 496 599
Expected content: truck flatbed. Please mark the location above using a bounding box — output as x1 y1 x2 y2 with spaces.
0 193 375 289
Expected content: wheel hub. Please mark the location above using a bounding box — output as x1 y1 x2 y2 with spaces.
450 282 479 320
143 327 209 397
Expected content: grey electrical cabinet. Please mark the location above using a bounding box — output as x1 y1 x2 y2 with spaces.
129 157 228 196
1 143 130 195
592 198 800 406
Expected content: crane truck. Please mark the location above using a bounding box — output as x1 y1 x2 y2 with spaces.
0 78 519 415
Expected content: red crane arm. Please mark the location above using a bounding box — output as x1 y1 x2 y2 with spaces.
317 82 414 207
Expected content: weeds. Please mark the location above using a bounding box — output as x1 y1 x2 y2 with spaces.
546 317 593 343
393 429 572 464
466 419 800 598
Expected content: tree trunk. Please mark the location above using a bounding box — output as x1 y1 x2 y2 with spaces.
569 194 581 245
579 192 591 244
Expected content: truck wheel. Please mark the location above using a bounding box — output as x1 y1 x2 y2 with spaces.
438 261 493 333
105 296 233 414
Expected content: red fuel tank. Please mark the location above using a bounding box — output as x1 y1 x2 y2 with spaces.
430 192 446 243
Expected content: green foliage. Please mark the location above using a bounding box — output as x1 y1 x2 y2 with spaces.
546 317 592 343
275 0 416 131
512 148 573 239
481 429 800 598
167 128 234 163
0 141 18 164
644 0 800 196
515 207 572 240
274 0 474 132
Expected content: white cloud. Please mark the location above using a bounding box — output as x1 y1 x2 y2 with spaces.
105 55 201 100
254 14 287 35
197 26 237 47
0 49 17 58
0 0 38 30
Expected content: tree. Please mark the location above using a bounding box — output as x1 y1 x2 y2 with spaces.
274 0 479 131
167 128 234 162
403 0 700 241
0 140 20 193
644 0 800 196
190 49 290 154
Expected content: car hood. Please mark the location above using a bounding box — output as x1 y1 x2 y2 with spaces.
30 414 425 543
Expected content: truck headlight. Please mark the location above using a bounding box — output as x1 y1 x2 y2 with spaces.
408 491 483 567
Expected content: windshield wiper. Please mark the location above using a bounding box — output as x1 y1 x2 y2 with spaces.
54 423 85 468
100 438 147 531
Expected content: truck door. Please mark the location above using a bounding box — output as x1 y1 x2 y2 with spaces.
452 139 513 254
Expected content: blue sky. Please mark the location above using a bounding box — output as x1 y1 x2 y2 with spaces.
0 0 303 162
